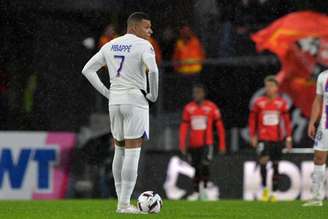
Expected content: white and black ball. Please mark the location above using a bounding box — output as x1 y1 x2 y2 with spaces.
137 191 163 213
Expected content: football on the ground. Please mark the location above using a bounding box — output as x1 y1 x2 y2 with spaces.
137 191 163 213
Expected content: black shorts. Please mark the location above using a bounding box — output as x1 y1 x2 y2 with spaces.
257 141 283 161
187 146 213 167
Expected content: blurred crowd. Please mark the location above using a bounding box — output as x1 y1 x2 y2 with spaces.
97 24 205 75
94 0 299 74
1 0 327 131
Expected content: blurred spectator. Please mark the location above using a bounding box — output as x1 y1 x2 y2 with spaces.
160 26 176 60
193 0 220 57
149 36 162 65
98 24 117 48
172 26 205 75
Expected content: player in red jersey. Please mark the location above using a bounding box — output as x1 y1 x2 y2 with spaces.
249 76 293 202
179 84 226 200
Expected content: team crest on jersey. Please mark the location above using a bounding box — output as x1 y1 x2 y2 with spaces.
188 106 196 113
274 100 283 108
202 106 211 113
258 100 266 108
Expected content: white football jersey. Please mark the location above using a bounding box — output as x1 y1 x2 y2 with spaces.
100 34 156 108
316 70 328 128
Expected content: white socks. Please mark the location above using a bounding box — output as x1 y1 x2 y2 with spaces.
112 146 125 202
312 164 326 200
118 147 141 208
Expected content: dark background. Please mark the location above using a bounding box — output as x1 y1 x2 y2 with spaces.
0 0 327 130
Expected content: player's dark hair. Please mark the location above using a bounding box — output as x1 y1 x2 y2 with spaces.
193 83 207 93
127 12 150 26
264 75 279 86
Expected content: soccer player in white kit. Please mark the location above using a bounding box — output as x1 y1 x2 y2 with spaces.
81 12 159 213
303 70 328 207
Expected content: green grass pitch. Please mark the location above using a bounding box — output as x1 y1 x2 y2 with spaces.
0 200 327 219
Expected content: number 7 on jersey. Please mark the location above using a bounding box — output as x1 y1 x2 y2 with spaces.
114 55 125 77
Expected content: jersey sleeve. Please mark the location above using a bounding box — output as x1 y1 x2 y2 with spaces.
142 42 156 61
249 100 259 138
281 99 289 113
182 105 191 122
142 42 159 102
316 73 324 95
81 50 109 98
83 50 106 72
179 106 191 151
212 104 222 121
212 105 226 151
281 100 292 137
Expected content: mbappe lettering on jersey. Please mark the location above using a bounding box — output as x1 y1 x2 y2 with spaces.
111 44 132 52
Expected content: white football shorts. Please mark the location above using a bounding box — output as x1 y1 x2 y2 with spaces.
314 126 328 151
109 104 149 141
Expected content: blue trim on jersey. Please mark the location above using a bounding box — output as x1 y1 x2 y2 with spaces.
142 131 149 140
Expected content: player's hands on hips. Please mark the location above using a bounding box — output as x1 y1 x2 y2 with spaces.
250 136 258 148
285 137 293 152
105 89 110 99
145 93 154 102
308 123 316 139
